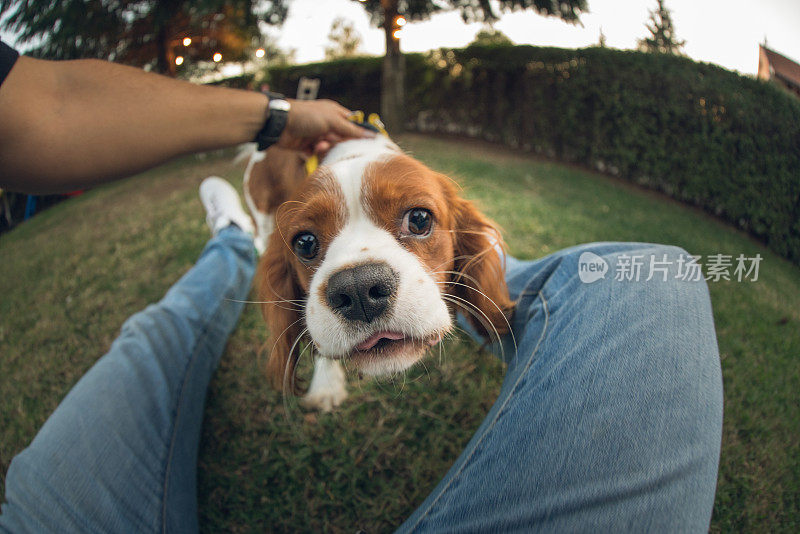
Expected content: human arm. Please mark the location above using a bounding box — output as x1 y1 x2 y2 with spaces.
0 55 369 194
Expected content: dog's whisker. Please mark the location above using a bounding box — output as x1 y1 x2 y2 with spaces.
431 270 484 291
396 370 407 397
429 255 467 274
437 280 517 358
442 295 499 347
225 298 305 312
429 244 499 274
458 247 498 275
281 327 309 431
275 221 293 255
273 304 305 313
227 298 306 304
419 357 432 383
278 199 308 208
436 275 517 358
450 297 505 359
268 316 306 369
283 328 309 392
441 229 500 237
442 294 505 360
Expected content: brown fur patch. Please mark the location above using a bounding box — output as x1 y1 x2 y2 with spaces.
362 155 456 282
272 168 346 290
246 146 308 215
257 168 346 392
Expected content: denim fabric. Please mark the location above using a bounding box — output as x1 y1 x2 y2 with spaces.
1 240 722 533
398 242 723 533
1 227 256 533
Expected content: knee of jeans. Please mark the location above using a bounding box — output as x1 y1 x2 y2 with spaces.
646 243 710 291
582 242 710 291
116 305 192 356
609 244 718 359
560 243 716 341
624 244 711 303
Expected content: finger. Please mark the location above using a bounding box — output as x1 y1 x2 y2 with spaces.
330 101 352 116
314 140 332 156
318 99 351 118
333 118 376 140
323 132 344 144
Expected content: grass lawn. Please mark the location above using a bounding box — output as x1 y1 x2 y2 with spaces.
1 134 798 532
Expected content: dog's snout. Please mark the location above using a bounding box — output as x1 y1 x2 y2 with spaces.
326 263 398 323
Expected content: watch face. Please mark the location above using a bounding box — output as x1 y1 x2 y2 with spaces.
269 99 291 112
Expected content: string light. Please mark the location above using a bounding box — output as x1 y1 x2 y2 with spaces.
213 52 222 62
182 37 191 46
393 15 406 40
175 56 184 66
255 48 265 58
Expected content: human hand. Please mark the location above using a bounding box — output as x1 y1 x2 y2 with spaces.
277 99 375 155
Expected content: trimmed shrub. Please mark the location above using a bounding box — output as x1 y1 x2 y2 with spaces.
206 73 256 89
268 46 800 264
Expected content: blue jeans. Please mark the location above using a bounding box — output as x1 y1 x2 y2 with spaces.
1 232 722 533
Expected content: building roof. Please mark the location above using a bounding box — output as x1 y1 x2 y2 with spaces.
759 45 800 91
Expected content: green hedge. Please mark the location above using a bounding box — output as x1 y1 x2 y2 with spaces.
267 56 383 112
268 46 800 264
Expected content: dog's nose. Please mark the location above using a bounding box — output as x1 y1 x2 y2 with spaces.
326 263 398 323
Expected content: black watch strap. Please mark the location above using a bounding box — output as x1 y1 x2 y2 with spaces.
254 92 290 151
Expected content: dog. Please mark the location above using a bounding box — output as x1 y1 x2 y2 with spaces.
244 135 514 411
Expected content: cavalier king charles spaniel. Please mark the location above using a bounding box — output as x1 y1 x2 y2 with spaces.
244 136 513 411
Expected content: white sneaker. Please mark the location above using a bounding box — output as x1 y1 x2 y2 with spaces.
199 177 255 238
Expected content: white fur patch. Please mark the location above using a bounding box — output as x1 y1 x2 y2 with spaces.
243 150 272 255
301 358 348 412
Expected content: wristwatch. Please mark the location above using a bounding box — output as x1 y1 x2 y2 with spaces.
254 92 291 151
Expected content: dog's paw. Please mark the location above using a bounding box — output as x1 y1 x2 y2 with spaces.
301 387 348 412
301 358 348 412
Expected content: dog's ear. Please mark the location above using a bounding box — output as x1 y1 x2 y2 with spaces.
450 196 514 339
258 237 305 394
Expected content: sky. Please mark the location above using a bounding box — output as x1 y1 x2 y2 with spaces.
2 0 799 76
271 0 800 75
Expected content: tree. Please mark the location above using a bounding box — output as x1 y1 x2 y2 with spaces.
325 17 363 60
259 32 297 67
0 0 288 76
352 0 587 132
637 0 685 55
469 27 514 48
597 26 607 48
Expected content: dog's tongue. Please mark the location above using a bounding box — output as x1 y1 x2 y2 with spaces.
356 331 405 351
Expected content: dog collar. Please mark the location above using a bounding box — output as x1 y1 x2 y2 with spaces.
348 111 389 137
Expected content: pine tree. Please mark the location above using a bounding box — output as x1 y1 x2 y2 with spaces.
637 0 686 55
598 26 607 48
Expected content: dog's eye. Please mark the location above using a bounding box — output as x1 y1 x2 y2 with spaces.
402 208 433 237
293 232 319 261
